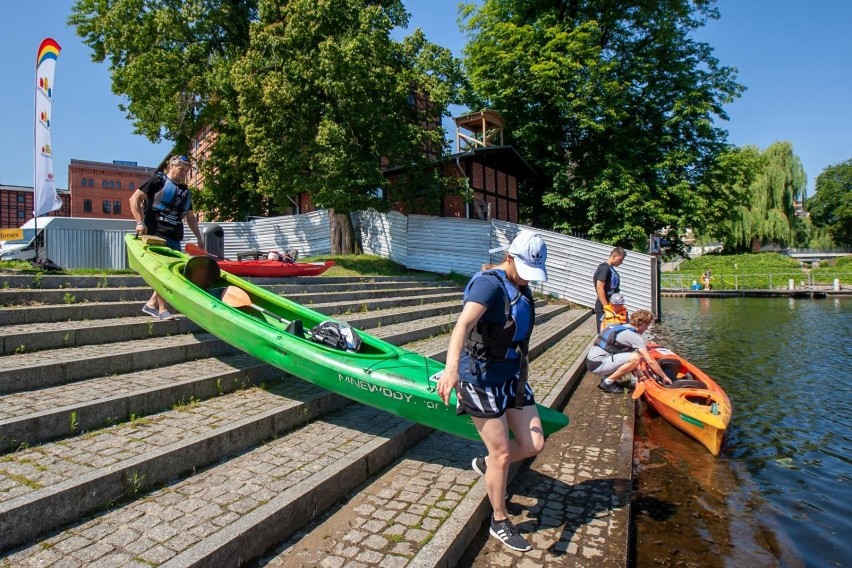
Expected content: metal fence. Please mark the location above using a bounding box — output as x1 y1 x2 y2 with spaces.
35 209 655 312
662 272 851 291
355 212 655 313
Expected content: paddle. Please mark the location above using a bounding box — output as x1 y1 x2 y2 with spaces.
185 242 229 261
632 378 646 400
219 286 290 324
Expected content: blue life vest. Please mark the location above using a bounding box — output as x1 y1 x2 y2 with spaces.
145 174 191 238
594 324 635 354
463 270 534 362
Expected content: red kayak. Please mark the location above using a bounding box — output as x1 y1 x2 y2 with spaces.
185 244 334 277
217 259 335 277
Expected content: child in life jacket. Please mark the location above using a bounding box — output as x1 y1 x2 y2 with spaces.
600 293 628 330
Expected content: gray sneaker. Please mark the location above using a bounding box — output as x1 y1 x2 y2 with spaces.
489 516 531 552
158 310 176 321
141 305 159 319
472 456 487 476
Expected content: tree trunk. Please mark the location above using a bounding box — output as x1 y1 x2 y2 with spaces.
329 210 361 255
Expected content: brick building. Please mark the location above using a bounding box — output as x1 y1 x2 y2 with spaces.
67 159 157 219
0 184 70 228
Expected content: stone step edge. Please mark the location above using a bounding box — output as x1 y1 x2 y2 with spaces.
0 358 281 449
161 421 433 568
0 388 352 552
155 311 590 565
409 314 596 568
0 310 589 559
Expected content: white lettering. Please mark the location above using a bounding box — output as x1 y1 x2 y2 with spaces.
338 374 413 404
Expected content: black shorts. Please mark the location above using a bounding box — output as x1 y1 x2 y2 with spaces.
456 376 536 419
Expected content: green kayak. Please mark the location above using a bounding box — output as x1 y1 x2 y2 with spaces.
126 235 568 441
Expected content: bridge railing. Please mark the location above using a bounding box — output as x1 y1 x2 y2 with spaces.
662 272 852 291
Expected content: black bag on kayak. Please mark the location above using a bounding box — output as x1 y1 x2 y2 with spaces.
307 320 362 352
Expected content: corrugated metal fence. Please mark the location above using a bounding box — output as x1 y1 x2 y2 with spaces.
39 209 654 312
354 212 655 313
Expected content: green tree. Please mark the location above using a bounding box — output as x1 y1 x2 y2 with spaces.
720 142 805 252
70 0 263 220
71 0 464 235
460 0 744 249
809 159 852 246
233 0 464 252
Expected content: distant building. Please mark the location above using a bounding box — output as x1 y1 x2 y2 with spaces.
68 159 157 219
0 183 70 228
793 198 809 218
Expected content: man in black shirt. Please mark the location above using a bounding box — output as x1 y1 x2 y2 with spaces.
129 155 204 320
593 247 625 332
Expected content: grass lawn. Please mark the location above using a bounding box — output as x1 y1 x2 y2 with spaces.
664 252 807 290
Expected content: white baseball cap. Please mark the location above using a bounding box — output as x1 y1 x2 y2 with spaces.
508 230 548 282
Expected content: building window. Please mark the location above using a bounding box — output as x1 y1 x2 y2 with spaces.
83 199 92 213
81 177 88 187
109 180 115 189
17 195 25 203
113 201 122 214
102 200 111 213
129 182 135 190
18 211 25 218
102 180 108 188
88 178 94 186
116 181 121 190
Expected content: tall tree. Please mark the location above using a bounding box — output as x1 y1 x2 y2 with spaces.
720 141 806 251
460 0 743 249
70 0 263 220
71 0 463 232
233 0 464 252
809 159 852 246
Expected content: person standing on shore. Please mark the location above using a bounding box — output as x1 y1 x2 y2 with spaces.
436 230 548 552
129 155 204 320
594 247 626 332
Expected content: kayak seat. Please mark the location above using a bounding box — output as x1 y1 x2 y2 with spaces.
665 379 708 390
285 319 305 338
657 358 682 383
183 256 221 290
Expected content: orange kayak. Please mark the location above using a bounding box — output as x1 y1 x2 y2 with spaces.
639 344 732 456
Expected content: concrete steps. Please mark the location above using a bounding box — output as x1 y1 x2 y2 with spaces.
0 272 594 566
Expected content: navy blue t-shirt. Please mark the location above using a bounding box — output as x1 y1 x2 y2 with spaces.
459 271 533 386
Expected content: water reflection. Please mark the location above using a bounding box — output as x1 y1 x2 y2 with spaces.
633 297 851 568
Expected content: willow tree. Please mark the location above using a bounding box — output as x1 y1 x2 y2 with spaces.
232 0 463 253
809 159 852 246
720 142 805 252
70 0 263 220
459 0 743 249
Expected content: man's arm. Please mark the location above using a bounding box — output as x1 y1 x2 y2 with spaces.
184 211 204 244
595 279 608 306
638 347 671 384
129 190 147 235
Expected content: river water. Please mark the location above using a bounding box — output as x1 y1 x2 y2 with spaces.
632 296 851 568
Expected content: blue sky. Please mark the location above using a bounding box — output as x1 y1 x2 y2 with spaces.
1 1 849 199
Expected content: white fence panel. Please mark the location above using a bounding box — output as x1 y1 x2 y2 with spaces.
47 228 131 270
195 210 332 259
354 210 408 265
405 215 492 276
488 220 654 313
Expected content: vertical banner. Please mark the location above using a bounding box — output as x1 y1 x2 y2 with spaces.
34 38 63 218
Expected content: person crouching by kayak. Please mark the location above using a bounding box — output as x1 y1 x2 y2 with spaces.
437 230 548 553
586 309 671 394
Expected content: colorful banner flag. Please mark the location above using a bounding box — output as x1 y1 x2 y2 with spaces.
34 38 63 218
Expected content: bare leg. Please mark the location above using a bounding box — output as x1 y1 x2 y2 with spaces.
472 415 512 520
